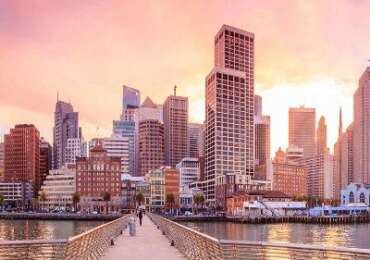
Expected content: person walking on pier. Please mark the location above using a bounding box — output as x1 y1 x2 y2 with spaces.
138 210 143 226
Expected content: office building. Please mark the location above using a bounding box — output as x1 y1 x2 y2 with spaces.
53 99 80 169
138 119 164 176
353 67 370 184
176 157 200 190
64 138 87 165
76 141 122 211
316 116 328 155
0 143 4 182
163 95 188 168
289 107 316 158
4 124 40 194
122 85 140 121
254 95 262 117
188 123 204 158
205 25 255 202
255 115 270 166
39 138 52 188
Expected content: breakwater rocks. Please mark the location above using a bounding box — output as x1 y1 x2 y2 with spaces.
0 212 122 221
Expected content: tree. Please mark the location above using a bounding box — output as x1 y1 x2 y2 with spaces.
39 191 47 210
136 193 144 207
72 192 80 212
102 191 111 214
166 193 175 213
193 193 205 215
31 198 39 211
0 194 4 210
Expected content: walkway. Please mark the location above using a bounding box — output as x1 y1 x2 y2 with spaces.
103 215 184 260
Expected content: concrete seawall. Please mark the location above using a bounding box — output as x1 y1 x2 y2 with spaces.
0 212 122 221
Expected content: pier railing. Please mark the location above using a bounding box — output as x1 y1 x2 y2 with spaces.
0 214 132 260
148 213 370 260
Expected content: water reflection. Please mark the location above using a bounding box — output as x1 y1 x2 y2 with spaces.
0 220 105 240
182 221 370 249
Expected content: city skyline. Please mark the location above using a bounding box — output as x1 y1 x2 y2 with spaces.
1 1 370 154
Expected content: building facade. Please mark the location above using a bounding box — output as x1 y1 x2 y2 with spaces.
138 119 164 176
39 165 75 209
64 138 87 165
316 116 327 155
353 67 370 184
288 107 316 158
163 95 188 168
39 138 52 189
176 157 200 190
122 85 140 121
53 100 80 169
255 115 270 166
76 142 122 211
205 25 255 202
341 183 370 206
4 124 40 194
0 142 4 182
188 123 204 158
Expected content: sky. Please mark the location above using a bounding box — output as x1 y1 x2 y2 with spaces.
1 0 370 154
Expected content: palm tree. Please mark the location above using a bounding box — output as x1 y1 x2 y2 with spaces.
0 194 4 211
193 193 205 215
39 191 47 210
136 192 144 207
166 193 175 214
31 198 39 211
72 192 80 212
102 191 111 214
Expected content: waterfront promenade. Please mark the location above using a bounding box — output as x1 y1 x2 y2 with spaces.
103 215 184 260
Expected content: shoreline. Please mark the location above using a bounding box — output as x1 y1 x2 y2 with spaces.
0 212 122 221
171 215 370 224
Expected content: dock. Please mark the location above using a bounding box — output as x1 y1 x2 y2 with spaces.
103 215 184 260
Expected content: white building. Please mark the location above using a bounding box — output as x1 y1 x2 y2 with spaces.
90 135 130 175
176 157 200 190
0 182 33 205
341 183 370 206
64 138 87 165
39 166 76 209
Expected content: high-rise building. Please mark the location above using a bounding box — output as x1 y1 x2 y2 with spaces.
163 95 188 168
176 157 200 190
255 115 270 166
76 141 121 211
205 25 255 202
353 67 370 184
254 95 262 117
138 119 164 176
113 120 136 175
0 142 4 182
316 116 327 155
4 124 40 194
297 153 334 199
188 123 204 158
289 107 316 158
53 100 80 169
272 148 307 197
39 138 52 188
122 85 140 121
334 122 354 199
64 137 87 165
90 135 130 175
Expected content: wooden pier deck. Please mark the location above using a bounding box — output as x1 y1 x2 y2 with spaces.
103 215 184 260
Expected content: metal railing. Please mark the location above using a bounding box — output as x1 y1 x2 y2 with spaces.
148 213 370 260
0 214 132 260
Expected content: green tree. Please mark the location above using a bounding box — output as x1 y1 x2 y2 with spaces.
102 191 111 214
166 193 175 213
72 192 80 212
136 192 144 206
0 194 4 210
39 191 47 210
193 193 205 214
31 198 39 211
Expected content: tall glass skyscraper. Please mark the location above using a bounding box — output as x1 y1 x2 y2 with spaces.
122 85 140 121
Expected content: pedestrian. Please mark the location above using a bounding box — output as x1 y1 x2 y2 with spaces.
138 209 143 226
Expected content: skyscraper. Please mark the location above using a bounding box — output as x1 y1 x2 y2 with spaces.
39 138 52 188
255 115 270 166
254 95 262 117
53 100 79 169
205 25 255 201
353 67 370 184
0 143 4 182
289 107 316 158
163 95 188 168
122 85 140 121
316 116 328 155
138 119 164 176
188 123 204 158
4 124 40 193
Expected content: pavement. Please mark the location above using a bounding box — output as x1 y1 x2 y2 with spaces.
103 215 184 260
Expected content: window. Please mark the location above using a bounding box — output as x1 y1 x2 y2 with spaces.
360 193 365 203
349 192 354 203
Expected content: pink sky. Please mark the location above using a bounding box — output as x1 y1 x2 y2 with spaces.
1 0 370 153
